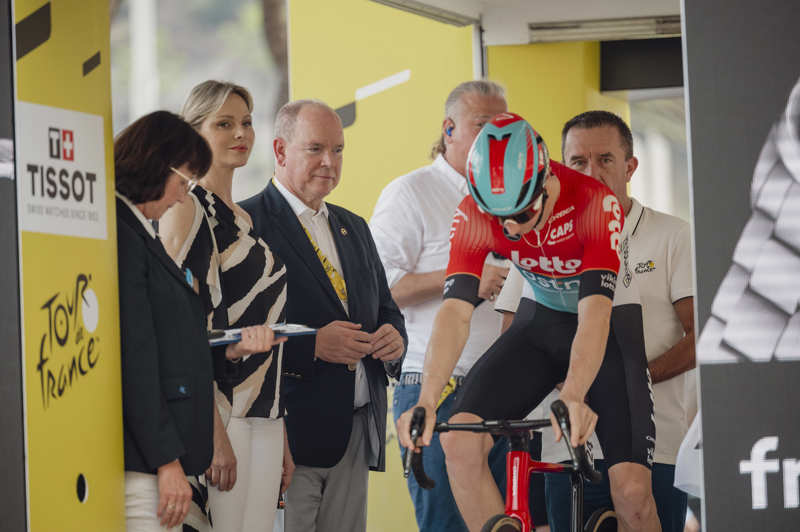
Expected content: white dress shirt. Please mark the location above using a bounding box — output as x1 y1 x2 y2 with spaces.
370 155 503 377
273 178 370 408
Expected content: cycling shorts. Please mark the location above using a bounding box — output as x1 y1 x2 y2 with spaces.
450 298 655 469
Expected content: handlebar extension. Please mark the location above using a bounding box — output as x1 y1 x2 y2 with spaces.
550 400 603 484
403 406 435 488
404 401 603 488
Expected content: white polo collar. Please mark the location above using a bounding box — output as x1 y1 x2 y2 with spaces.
627 197 645 237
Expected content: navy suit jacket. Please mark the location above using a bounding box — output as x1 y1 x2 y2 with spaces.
117 198 215 476
240 182 406 471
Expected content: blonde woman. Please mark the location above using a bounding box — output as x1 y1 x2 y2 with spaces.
160 81 293 531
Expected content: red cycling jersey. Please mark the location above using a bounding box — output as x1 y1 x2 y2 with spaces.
444 161 623 313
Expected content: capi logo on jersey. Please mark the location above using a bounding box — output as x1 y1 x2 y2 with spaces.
510 249 581 274
603 194 622 252
48 127 75 161
548 219 574 242
739 436 800 510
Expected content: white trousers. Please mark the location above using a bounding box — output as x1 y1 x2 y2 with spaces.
208 416 284 531
125 471 209 532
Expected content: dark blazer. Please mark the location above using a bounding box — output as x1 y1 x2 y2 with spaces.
240 182 406 471
117 197 215 476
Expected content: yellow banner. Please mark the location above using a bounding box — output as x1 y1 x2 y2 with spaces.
14 0 123 530
288 0 474 220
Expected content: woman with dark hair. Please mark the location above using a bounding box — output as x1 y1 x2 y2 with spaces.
116 111 281 531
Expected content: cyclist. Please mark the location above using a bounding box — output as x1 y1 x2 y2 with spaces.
397 113 660 532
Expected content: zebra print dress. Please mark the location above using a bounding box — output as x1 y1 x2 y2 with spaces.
174 186 287 421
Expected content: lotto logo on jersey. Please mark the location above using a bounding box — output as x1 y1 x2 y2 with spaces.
603 194 622 252
510 250 581 274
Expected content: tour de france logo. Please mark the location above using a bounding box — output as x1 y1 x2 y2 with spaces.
35 273 101 410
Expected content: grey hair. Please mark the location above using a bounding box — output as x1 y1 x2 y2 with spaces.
431 79 506 159
274 99 339 141
181 80 253 129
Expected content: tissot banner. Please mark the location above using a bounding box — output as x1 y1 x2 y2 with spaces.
12 0 124 530
684 0 800 529
16 102 107 239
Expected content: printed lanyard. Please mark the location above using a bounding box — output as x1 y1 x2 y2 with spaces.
301 222 348 305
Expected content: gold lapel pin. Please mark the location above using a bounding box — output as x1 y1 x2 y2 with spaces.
340 227 348 236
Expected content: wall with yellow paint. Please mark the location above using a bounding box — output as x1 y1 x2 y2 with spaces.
487 42 629 162
288 2 474 530
288 0 474 220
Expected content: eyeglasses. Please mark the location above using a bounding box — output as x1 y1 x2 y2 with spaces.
499 207 536 224
498 191 547 225
169 166 199 192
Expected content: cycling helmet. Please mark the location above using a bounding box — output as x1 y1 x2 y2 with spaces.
466 112 549 216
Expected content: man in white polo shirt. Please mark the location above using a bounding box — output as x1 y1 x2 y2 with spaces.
370 80 512 531
495 110 696 532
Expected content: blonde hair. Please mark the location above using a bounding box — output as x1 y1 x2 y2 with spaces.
430 79 506 159
181 80 254 129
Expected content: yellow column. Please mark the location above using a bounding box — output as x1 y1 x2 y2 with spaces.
14 0 124 529
288 0 473 219
487 41 629 160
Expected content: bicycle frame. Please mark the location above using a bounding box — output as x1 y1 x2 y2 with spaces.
405 402 601 532
504 430 584 532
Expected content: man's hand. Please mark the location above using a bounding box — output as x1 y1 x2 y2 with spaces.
205 416 237 491
313 321 373 365
156 459 192 528
396 401 437 450
370 324 404 361
550 396 597 448
225 324 287 360
478 263 509 301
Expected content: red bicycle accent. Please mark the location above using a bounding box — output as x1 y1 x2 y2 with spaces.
505 452 570 531
404 400 610 532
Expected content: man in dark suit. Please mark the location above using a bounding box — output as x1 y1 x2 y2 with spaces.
240 99 406 532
